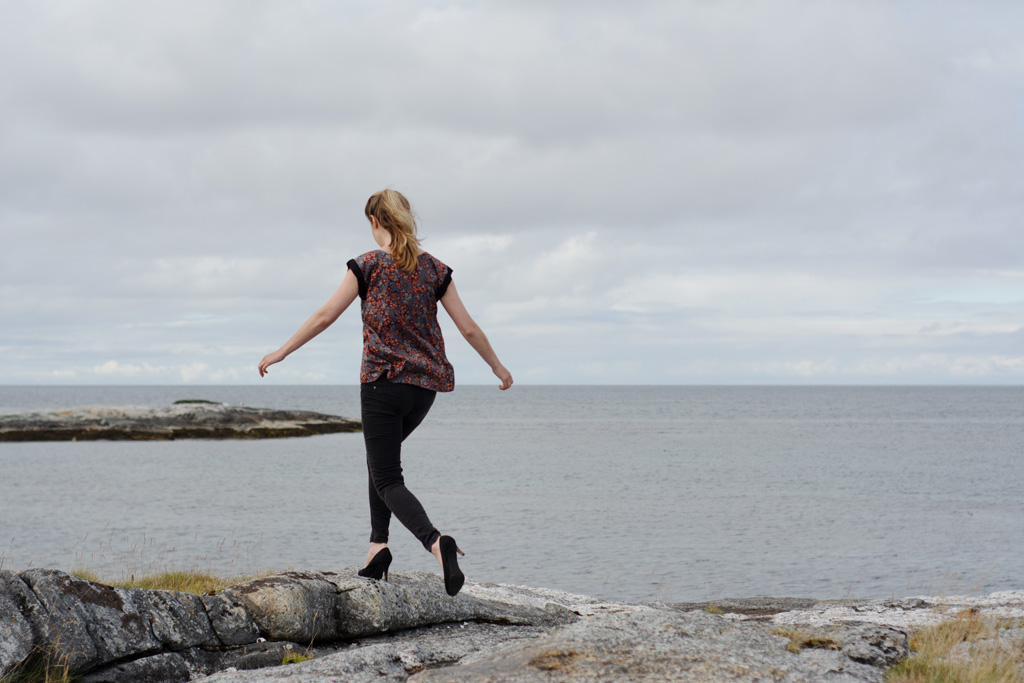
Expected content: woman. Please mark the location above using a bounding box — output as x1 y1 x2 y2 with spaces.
258 189 513 597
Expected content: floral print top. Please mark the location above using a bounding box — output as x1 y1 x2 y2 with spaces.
346 250 455 392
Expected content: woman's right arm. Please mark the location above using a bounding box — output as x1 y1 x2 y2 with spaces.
258 269 360 377
440 281 513 390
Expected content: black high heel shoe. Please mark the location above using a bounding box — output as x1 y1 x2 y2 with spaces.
358 547 392 581
438 536 465 596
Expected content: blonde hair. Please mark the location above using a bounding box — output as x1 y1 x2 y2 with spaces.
365 189 421 273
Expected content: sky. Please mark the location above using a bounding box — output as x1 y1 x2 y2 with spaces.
1 1 1022 386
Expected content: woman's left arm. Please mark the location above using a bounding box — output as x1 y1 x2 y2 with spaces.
258 269 359 377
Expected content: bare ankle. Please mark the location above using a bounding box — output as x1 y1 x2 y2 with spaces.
365 543 388 567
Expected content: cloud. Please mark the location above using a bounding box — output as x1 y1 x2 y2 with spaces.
1 0 1022 385
93 360 149 377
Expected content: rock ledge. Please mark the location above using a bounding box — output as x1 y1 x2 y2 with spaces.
0 403 361 441
2 568 1022 683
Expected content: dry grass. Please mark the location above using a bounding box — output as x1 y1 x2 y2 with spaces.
68 527 265 585
0 647 74 683
69 566 267 595
59 528 273 594
886 610 1024 683
771 626 843 654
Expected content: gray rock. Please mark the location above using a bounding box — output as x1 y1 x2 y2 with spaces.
0 570 42 677
770 591 1024 629
1 568 577 679
181 599 921 683
410 608 888 682
0 403 360 441
186 641 309 674
4 566 1017 683
18 569 108 670
77 652 191 683
78 641 312 683
223 570 576 643
134 588 220 650
193 622 553 683
667 596 819 616
225 571 341 642
202 591 261 645
202 642 414 683
835 624 910 668
18 569 222 673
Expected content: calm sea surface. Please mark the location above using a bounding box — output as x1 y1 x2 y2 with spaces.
1 385 1021 603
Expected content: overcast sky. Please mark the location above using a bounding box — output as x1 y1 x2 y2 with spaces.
1 1 1022 386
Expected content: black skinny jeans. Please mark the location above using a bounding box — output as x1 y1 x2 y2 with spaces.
360 377 441 550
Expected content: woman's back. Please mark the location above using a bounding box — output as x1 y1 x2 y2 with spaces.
348 250 455 392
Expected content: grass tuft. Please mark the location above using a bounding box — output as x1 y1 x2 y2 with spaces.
68 566 270 595
0 648 74 683
887 656 1022 683
771 627 842 654
885 610 1024 683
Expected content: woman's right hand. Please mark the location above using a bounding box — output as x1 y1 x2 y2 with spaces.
257 271 360 379
493 364 513 390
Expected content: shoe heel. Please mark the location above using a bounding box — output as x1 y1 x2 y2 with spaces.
358 547 393 581
438 535 465 597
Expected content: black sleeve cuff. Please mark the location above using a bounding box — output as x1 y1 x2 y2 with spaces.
437 267 453 300
347 259 367 300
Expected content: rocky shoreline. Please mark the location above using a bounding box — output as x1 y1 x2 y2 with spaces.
1 567 1022 682
0 401 361 441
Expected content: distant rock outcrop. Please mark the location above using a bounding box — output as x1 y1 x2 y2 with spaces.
0 403 361 441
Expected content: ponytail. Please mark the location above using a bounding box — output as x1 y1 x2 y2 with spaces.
365 189 421 272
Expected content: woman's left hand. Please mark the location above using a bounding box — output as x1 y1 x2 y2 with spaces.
493 364 513 390
258 350 286 377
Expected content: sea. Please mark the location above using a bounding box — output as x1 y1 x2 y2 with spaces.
1 385 1021 604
